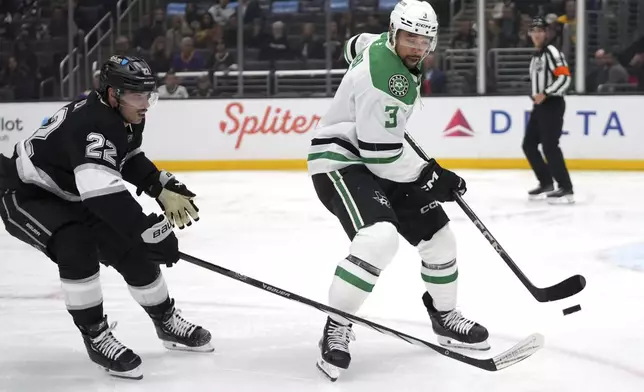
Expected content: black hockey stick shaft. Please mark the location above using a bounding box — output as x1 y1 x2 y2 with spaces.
453 193 585 302
179 251 542 371
402 131 585 302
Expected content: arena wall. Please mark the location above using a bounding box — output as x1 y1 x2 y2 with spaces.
1 96 641 170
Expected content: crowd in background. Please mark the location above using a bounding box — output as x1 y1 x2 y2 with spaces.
0 0 642 100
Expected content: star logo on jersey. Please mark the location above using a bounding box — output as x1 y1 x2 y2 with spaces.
373 191 391 208
388 74 409 97
443 109 475 137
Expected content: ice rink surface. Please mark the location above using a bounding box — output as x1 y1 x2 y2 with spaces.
2 169 644 392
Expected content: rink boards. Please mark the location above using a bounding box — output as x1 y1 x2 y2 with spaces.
0 96 642 170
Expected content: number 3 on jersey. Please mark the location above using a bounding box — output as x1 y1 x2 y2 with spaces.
85 133 118 166
384 106 399 128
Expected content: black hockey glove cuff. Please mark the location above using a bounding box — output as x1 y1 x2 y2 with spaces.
416 159 467 202
140 214 179 267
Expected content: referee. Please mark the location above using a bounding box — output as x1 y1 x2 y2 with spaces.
523 16 574 204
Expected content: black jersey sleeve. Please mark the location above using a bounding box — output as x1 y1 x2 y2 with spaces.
67 118 149 238
121 123 160 191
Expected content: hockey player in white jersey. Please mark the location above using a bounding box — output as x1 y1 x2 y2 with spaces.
307 0 489 381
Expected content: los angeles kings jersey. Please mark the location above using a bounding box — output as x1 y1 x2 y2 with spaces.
307 33 428 183
11 91 159 237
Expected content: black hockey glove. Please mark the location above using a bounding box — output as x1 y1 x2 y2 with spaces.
137 170 200 230
416 159 467 202
140 213 179 267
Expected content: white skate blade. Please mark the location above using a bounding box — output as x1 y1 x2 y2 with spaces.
98 364 143 380
316 358 341 382
163 340 214 352
437 335 491 351
547 195 575 205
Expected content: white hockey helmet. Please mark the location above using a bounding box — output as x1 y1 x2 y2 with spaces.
389 0 439 56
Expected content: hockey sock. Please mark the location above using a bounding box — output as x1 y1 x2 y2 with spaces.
418 224 458 311
328 222 398 324
61 271 104 326
127 272 171 316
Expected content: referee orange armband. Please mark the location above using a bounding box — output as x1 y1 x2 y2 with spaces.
553 66 570 77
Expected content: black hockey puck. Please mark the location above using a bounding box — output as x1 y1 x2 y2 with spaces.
562 304 581 315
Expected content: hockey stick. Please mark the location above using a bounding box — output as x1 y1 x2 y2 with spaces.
402 131 586 302
452 193 586 302
179 251 543 371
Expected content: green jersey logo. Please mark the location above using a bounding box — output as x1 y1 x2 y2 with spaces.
388 74 409 97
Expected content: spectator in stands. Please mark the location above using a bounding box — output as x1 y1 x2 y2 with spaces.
194 12 220 48
158 69 189 98
337 12 353 41
191 75 214 97
209 0 236 27
0 12 14 39
247 18 269 49
516 14 533 48
321 21 344 65
134 13 165 51
209 41 236 71
147 36 172 74
421 53 446 95
450 20 476 49
172 36 206 71
259 21 292 62
300 23 324 60
13 38 38 76
587 48 630 92
184 3 200 26
239 0 262 24
629 53 644 91
48 6 67 37
557 0 576 44
166 15 193 57
0 55 33 100
496 3 519 48
115 35 136 57
360 15 382 34
152 6 166 24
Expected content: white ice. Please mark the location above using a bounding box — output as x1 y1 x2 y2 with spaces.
2 170 644 392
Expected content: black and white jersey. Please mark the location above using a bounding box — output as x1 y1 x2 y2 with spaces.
11 91 159 236
529 44 571 97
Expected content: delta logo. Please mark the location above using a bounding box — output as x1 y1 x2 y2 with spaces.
443 109 475 137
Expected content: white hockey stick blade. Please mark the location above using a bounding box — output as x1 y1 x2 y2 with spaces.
492 333 545 370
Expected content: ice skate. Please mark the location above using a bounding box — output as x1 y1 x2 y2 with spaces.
546 188 575 205
78 316 143 380
423 292 490 350
316 317 355 382
151 299 214 352
528 183 554 200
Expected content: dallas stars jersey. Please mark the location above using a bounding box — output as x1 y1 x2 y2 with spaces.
307 32 428 183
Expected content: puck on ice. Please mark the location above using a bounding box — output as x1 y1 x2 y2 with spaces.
562 304 581 315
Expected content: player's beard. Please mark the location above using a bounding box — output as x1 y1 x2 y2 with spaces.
403 55 421 69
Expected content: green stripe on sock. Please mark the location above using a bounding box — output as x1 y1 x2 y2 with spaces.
421 270 459 284
335 266 374 292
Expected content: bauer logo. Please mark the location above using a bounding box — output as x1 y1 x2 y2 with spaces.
443 109 474 137
218 102 321 149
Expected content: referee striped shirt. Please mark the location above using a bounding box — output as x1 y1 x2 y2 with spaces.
529 45 571 97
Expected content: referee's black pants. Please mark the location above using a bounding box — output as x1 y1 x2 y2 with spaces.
522 97 573 190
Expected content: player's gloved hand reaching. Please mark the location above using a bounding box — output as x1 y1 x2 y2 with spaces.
416 159 467 202
140 213 179 267
138 170 200 229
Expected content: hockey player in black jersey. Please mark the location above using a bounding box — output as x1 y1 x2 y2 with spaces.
0 55 212 380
